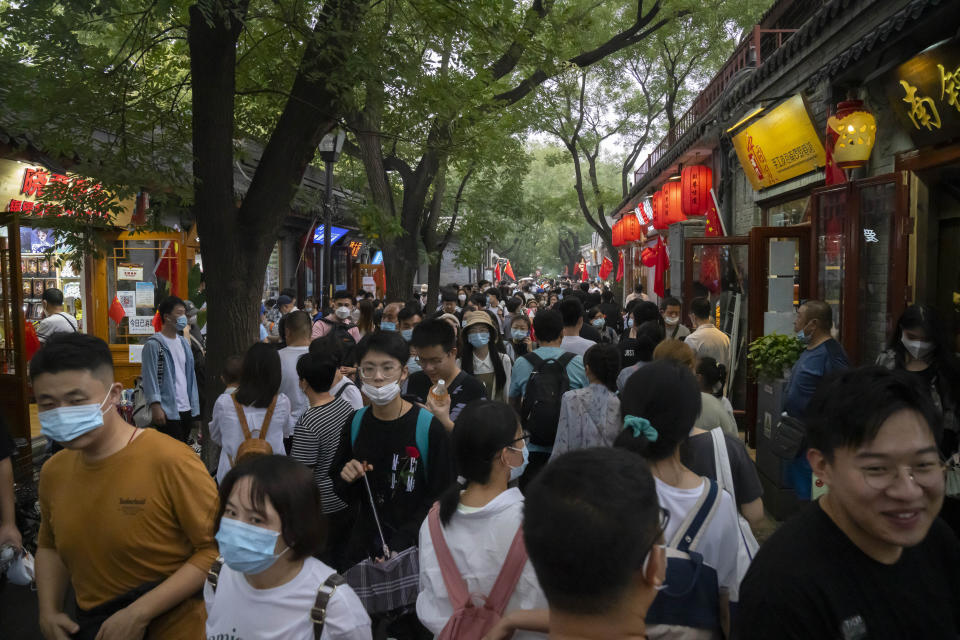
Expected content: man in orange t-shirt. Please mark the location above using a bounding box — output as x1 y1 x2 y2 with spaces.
32 334 218 640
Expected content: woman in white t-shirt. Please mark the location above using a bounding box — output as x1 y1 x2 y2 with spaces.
614 359 741 636
210 343 293 483
417 400 548 639
205 455 371 640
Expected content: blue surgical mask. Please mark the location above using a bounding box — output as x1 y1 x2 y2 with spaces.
797 329 811 344
627 318 635 328
401 328 413 342
467 332 490 348
381 321 397 332
507 445 529 482
38 389 112 443
407 355 422 374
511 329 528 341
175 316 188 331
592 318 605 329
216 518 289 575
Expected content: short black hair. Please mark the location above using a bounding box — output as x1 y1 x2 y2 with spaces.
158 295 185 318
30 333 113 381
557 297 584 328
661 296 682 310
235 343 282 409
284 310 312 339
355 331 409 366
806 366 941 459
614 359 701 461
398 306 422 323
690 297 712 320
532 309 564 343
333 290 354 303
525 448 661 615
410 318 456 352
485 287 500 300
584 344 620 392
506 297 523 313
296 351 338 393
309 333 346 366
42 287 64 305
469 292 487 307
216 455 326 560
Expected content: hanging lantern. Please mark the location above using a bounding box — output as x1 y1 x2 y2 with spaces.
828 99 877 169
622 212 642 243
651 190 667 230
681 165 712 216
662 181 686 225
612 219 624 247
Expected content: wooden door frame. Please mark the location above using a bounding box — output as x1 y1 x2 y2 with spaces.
0 213 31 480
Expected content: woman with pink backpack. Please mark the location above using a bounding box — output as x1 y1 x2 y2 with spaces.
416 401 548 639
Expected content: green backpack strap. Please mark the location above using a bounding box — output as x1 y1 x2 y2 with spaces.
350 406 369 447
415 408 432 475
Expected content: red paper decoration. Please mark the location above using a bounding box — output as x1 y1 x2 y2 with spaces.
622 213 642 243
662 182 686 226
651 191 667 230
681 165 712 216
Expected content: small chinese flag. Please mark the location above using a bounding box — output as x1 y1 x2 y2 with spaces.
616 251 624 282
504 260 516 281
108 296 126 325
599 256 614 280
704 191 725 238
581 261 589 282
151 311 163 332
494 262 502 282
654 236 669 298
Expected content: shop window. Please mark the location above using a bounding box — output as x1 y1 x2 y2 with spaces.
858 182 895 363
334 248 349 291
17 226 85 328
765 196 810 227
107 238 178 344
816 190 847 341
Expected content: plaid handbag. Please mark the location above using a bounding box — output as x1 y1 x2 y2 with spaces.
344 473 420 614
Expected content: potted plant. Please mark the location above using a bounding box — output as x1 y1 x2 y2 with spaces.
747 333 805 382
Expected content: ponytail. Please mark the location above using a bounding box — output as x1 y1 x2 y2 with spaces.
438 477 467 525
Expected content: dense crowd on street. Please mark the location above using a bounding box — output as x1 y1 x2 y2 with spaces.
1 278 959 639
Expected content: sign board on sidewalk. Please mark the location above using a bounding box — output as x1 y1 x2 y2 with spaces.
129 316 155 335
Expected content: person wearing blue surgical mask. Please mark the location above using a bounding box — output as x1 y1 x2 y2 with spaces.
31 334 219 640
206 455 372 640
416 401 547 638
460 312 512 403
141 295 201 443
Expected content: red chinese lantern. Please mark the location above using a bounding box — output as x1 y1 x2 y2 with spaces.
622 212 642 243
661 181 686 225
651 190 667 230
681 165 712 216
612 219 623 247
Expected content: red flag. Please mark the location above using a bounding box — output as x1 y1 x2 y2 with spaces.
824 108 847 186
616 251 624 282
494 262 502 282
573 261 581 277
108 295 126 325
599 256 613 280
151 311 163 332
704 190 725 238
154 240 179 293
654 236 669 298
641 247 657 267
24 321 41 361
580 261 589 282
504 260 516 281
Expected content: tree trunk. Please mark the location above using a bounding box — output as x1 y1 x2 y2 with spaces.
426 258 442 314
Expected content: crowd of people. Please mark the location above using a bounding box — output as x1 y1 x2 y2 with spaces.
1 277 959 639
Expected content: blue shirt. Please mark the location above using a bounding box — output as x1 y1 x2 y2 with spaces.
508 346 588 398
783 339 850 420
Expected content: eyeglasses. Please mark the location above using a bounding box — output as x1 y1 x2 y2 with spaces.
859 460 946 491
508 431 532 447
359 364 402 379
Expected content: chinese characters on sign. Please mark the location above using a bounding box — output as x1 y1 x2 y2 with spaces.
348 240 363 257
5 164 112 217
888 39 960 145
900 81 942 131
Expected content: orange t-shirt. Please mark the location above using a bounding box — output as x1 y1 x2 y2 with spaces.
39 428 219 638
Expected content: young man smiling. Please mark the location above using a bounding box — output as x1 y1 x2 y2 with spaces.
737 366 960 639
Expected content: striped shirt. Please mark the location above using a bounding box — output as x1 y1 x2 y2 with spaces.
291 399 355 514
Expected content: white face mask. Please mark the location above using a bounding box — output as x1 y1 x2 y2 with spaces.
335 306 351 320
351 308 361 322
664 315 679 326
902 336 934 360
362 381 402 405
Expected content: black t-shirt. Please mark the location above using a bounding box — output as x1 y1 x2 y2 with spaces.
579 324 602 342
736 501 960 640
405 370 487 423
682 431 763 507
619 334 639 369
0 413 16 461
330 405 454 565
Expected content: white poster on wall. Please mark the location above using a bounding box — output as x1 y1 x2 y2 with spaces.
362 276 376 295
135 281 154 307
117 291 136 317
129 316 155 335
128 344 144 363
117 264 143 280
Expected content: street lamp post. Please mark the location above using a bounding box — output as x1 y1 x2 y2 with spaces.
318 129 346 310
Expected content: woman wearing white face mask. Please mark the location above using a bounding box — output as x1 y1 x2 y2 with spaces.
331 332 455 572
416 401 548 639
205 455 372 640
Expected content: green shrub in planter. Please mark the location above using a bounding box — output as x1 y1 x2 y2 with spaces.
747 333 805 382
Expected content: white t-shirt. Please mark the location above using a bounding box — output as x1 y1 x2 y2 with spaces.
471 351 513 402
279 345 310 422
204 556 372 640
684 324 731 368
329 377 364 410
417 488 548 640
159 333 191 412
36 312 78 342
560 335 596 356
209 392 293 484
655 476 741 601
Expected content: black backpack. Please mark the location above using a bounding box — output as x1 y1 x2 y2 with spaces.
520 352 576 448
319 317 357 363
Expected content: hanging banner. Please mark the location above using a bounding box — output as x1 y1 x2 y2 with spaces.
731 94 826 190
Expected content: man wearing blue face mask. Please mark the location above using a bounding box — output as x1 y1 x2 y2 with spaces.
32 333 218 640
141 296 200 443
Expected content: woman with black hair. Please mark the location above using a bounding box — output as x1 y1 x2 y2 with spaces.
210 343 292 484
694 356 738 436
416 401 547 638
506 313 533 361
550 344 622 460
616 319 663 394
205 455 372 639
586 306 618 344
876 304 960 458
614 359 741 635
460 311 512 402
619 301 664 369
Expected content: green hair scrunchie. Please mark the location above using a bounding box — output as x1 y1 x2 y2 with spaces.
623 415 658 442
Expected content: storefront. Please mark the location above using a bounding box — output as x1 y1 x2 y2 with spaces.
295 223 366 303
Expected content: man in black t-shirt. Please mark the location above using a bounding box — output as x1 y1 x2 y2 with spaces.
737 367 960 639
407 319 486 432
